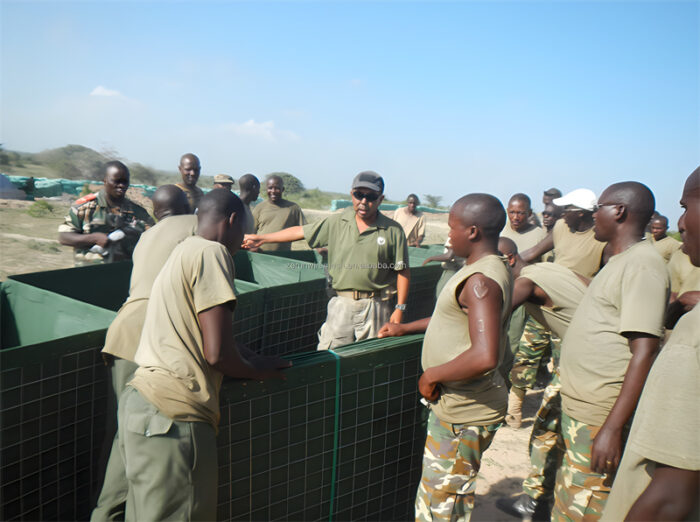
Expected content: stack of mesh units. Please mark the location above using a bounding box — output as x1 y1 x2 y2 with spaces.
234 250 329 356
0 280 116 521
216 334 427 521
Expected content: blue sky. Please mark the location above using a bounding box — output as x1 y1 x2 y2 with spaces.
2 0 698 224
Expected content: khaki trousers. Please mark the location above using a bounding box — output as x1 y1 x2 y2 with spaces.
317 295 392 350
118 387 218 522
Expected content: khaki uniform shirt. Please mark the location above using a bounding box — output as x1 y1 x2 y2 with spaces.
130 235 237 429
519 262 587 340
102 215 198 361
551 219 606 278
668 248 700 295
303 207 408 292
175 183 204 213
422 255 512 425
58 189 154 265
501 223 547 260
391 207 425 247
560 241 669 426
602 304 700 522
651 235 681 263
253 199 306 251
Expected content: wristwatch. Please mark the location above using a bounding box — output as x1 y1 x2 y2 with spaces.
395 304 407 311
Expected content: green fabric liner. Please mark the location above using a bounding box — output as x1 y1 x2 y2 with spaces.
327 349 341 522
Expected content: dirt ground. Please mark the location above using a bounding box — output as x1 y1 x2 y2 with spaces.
0 196 533 520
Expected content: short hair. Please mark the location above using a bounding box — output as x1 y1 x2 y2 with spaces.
453 193 507 239
104 160 129 177
407 194 420 204
239 173 260 191
651 214 668 227
266 174 284 186
198 189 246 225
498 236 518 256
603 181 656 226
508 193 531 209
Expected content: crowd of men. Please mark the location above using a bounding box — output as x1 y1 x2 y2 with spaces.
55 156 698 522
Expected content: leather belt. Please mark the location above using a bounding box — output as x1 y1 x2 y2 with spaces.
335 288 396 301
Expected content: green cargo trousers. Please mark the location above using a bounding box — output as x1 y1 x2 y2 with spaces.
91 357 138 521
118 386 218 522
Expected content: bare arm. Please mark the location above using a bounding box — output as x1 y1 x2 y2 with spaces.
520 233 554 263
422 249 454 266
591 333 659 474
418 273 503 400
512 277 537 310
378 316 431 338
243 226 305 249
389 268 410 324
665 291 700 329
199 304 291 379
59 231 110 249
625 466 699 521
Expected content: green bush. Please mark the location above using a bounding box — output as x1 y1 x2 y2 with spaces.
26 200 54 218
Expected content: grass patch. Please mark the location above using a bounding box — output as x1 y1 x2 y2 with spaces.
26 200 55 218
27 240 61 253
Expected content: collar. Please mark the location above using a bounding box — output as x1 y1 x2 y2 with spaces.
340 206 389 230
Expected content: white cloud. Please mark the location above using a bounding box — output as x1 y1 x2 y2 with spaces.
221 119 299 142
90 85 122 97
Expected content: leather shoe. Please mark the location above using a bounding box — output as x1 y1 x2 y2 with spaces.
495 494 549 520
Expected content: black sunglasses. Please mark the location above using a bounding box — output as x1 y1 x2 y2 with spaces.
352 190 380 202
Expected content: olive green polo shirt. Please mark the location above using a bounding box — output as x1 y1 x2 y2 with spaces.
303 207 408 292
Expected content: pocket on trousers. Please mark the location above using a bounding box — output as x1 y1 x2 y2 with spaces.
126 410 174 438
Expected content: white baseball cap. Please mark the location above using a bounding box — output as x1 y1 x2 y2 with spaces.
552 188 597 211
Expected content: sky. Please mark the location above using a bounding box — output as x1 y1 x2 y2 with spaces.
2 0 698 224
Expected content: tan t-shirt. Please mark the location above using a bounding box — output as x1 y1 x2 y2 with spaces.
519 262 587 340
651 235 682 263
253 199 306 251
102 215 198 361
130 235 237 429
551 219 606 278
501 223 547 260
391 206 425 246
602 304 700 521
560 241 669 426
422 255 512 425
668 248 700 295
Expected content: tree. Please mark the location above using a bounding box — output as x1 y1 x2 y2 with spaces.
423 194 443 208
266 172 305 193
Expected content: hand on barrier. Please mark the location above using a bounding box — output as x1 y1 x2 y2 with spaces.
378 322 406 338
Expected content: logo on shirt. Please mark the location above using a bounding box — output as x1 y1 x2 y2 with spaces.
377 236 386 246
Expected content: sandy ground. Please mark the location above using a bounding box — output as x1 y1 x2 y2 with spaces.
0 197 533 520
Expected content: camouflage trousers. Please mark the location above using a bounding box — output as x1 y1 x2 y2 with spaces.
551 412 615 522
415 411 500 522
510 316 553 390
521 370 563 502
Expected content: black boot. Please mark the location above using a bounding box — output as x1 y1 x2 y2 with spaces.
495 494 550 520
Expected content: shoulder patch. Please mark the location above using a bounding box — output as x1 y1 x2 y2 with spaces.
74 192 98 206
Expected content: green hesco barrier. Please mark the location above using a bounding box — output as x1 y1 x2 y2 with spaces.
0 280 117 521
1 331 427 521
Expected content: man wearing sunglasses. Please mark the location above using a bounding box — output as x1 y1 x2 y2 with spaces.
244 171 410 349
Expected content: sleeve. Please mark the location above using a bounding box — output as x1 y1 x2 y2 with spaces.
393 226 409 271
192 245 237 314
416 214 426 239
618 264 669 337
57 205 82 234
303 217 331 249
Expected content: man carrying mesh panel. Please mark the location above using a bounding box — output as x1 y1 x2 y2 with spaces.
378 193 512 521
120 190 290 521
244 171 410 350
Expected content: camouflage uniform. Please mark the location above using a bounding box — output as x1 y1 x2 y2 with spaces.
551 411 621 521
415 411 500 522
58 189 154 266
509 316 552 390
521 365 563 502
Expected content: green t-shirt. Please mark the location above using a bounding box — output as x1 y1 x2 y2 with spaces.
303 207 408 292
602 304 700 521
422 254 512 425
253 199 306 251
560 241 669 426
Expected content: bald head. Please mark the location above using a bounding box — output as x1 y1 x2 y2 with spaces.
498 237 518 257
453 194 506 239
198 189 245 224
239 174 260 192
509 193 532 209
600 181 655 226
178 153 201 188
684 166 700 196
152 184 190 221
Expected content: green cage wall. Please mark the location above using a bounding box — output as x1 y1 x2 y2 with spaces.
2 321 428 521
